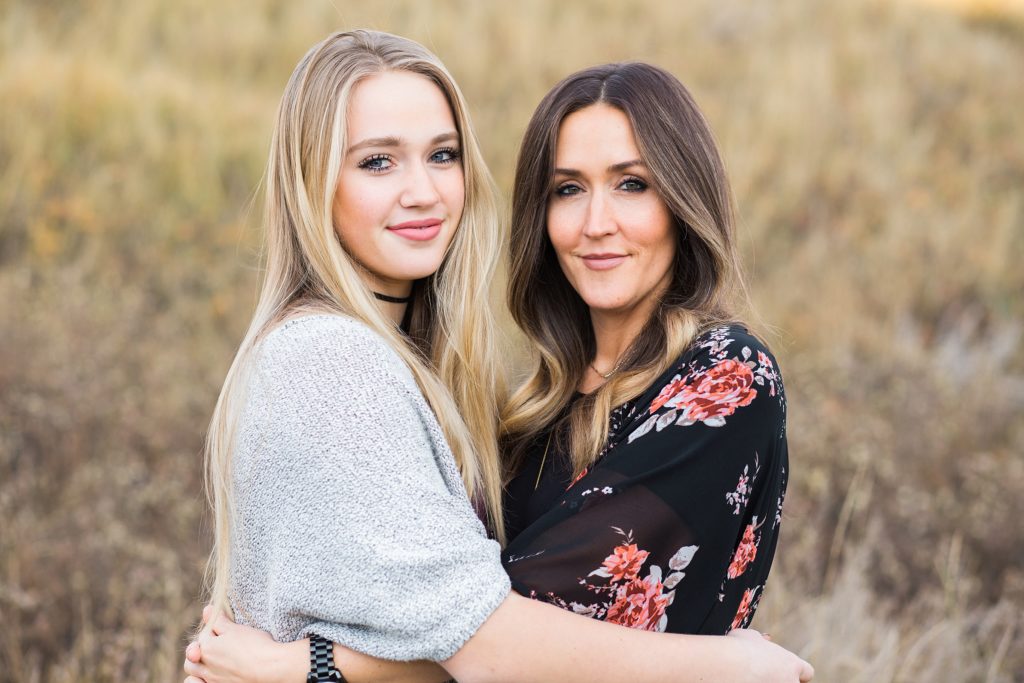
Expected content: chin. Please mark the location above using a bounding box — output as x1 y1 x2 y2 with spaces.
579 293 633 313
382 257 447 282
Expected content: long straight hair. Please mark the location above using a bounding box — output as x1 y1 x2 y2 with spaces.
502 62 750 475
205 30 507 617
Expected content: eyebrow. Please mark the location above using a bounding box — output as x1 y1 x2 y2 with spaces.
347 131 459 154
553 159 645 177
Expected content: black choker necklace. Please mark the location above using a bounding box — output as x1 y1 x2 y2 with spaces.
373 291 412 304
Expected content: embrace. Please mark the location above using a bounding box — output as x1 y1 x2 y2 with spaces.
182 29 814 683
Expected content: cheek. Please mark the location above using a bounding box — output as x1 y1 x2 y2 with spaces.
438 169 468 223
446 175 466 223
636 207 676 260
333 177 390 239
545 204 576 258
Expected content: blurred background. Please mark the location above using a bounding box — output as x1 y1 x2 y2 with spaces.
1 0 1022 680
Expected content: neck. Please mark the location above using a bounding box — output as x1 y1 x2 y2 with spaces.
589 274 672 375
583 287 665 393
589 307 649 372
377 299 409 325
362 273 413 326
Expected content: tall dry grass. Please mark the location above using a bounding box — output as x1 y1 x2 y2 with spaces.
0 0 1021 681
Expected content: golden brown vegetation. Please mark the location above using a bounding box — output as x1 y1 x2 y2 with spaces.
0 0 1021 681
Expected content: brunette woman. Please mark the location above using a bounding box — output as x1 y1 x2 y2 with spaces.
499 61 786 635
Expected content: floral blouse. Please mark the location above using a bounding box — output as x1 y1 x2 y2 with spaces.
502 324 787 634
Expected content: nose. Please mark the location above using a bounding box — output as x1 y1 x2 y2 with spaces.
581 189 616 239
400 161 441 208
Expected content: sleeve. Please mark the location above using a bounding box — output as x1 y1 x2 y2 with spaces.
230 316 510 661
501 328 787 635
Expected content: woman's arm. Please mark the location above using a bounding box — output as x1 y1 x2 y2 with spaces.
447 592 811 683
184 610 448 683
185 596 812 683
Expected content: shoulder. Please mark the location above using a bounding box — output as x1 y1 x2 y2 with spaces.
685 324 778 369
249 314 420 411
236 315 440 463
645 323 785 427
261 313 398 360
257 314 412 382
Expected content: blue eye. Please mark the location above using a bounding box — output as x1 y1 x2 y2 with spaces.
555 183 583 197
430 147 461 164
620 177 647 192
358 154 394 173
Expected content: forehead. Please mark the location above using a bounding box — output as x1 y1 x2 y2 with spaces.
554 104 639 167
346 71 456 142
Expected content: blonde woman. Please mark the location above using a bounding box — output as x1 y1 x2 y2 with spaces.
185 31 813 683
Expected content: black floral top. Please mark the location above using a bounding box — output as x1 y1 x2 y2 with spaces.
501 325 788 634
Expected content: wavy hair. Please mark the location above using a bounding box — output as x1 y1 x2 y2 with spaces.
502 62 750 475
205 30 507 617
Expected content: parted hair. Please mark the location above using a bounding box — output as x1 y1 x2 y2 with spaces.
205 30 507 618
502 62 750 475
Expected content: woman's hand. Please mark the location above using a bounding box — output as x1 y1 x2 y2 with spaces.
183 607 451 683
183 606 307 683
726 628 814 683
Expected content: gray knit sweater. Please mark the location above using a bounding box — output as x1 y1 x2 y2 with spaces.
228 314 510 661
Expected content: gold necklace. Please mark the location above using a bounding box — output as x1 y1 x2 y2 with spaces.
590 356 625 380
533 432 553 491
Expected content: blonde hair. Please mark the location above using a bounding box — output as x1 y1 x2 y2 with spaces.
205 30 506 617
502 63 750 476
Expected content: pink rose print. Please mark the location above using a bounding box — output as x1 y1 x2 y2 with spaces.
731 587 757 630
600 543 650 583
563 529 697 633
727 524 758 579
672 359 757 427
649 375 686 414
606 574 670 631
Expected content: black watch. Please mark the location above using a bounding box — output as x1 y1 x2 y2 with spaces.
306 634 346 683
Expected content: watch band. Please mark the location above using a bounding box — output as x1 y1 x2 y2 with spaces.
306 634 345 683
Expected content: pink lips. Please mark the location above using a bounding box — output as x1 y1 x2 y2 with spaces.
387 218 443 242
581 253 627 270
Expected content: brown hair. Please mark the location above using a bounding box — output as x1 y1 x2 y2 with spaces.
502 62 750 475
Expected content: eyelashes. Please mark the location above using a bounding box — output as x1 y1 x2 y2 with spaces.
618 176 648 192
356 147 462 174
553 175 649 197
430 147 461 164
357 154 393 173
554 183 583 197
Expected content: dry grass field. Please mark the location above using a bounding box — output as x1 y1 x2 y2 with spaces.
1 0 1022 681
